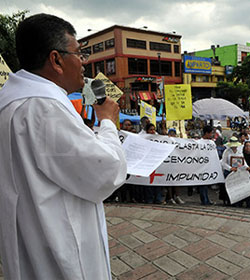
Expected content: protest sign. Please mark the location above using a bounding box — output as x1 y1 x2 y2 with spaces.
156 76 164 99
0 54 11 89
95 72 123 101
119 131 224 186
140 101 156 125
165 84 192 120
225 168 250 204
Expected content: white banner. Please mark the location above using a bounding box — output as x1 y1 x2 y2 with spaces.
119 130 224 186
225 168 250 204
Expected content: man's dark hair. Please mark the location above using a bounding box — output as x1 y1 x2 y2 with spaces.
203 125 213 135
16 13 76 71
145 123 155 133
123 119 132 125
141 116 149 122
239 132 248 138
140 116 149 128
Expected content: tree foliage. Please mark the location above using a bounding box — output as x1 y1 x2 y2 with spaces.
216 55 250 110
0 10 29 72
217 81 250 110
230 55 250 88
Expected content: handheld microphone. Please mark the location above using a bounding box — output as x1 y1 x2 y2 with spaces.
84 78 106 105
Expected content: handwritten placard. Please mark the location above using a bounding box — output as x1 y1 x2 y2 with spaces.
95 72 123 102
0 54 11 89
140 101 156 125
165 84 192 120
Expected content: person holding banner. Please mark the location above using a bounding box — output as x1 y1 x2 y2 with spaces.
122 119 133 132
0 14 127 280
220 136 245 206
139 116 150 134
165 128 185 205
243 141 250 207
145 122 156 134
145 123 164 204
199 126 215 205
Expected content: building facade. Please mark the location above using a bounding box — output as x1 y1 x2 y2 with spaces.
191 43 250 67
79 25 182 110
182 55 226 101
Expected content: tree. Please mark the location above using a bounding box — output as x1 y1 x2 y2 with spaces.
230 55 250 87
216 55 250 110
216 81 250 110
0 10 29 72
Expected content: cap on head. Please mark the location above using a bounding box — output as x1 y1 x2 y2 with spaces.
226 136 241 148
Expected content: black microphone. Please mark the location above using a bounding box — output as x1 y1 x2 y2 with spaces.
91 79 106 105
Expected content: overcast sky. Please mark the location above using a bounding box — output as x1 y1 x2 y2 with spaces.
2 0 250 53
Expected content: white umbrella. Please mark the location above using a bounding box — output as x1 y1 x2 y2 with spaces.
192 98 249 120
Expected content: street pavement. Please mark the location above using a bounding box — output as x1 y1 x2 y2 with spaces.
106 187 250 280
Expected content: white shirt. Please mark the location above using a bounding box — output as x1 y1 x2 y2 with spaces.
0 70 127 280
221 146 246 171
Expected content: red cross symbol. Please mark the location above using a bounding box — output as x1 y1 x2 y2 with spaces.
149 170 164 184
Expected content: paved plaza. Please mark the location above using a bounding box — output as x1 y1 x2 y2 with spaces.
107 188 250 280
1 189 250 280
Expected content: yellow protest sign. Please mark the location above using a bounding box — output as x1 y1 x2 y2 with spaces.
165 84 192 120
95 72 123 102
116 114 120 130
140 101 156 126
0 54 11 89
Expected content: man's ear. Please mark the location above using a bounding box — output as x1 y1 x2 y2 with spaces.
49 50 64 74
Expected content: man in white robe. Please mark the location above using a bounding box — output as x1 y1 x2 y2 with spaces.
0 14 127 280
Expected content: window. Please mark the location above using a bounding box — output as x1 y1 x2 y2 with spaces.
150 60 172 76
82 46 92 55
106 59 116 75
241 51 248 61
192 75 196 82
94 61 104 75
202 76 209 82
217 76 224 82
93 42 104 53
127 38 146 49
175 62 180 77
84 63 93 78
105 38 115 50
150 42 171 52
128 58 147 74
174 45 179 53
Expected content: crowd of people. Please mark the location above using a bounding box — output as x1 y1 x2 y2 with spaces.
106 116 250 209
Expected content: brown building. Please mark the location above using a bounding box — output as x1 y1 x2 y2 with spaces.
79 25 182 111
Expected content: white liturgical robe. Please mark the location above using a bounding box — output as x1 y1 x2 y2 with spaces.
0 70 127 280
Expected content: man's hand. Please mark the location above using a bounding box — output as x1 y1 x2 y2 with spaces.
93 97 119 124
231 167 237 172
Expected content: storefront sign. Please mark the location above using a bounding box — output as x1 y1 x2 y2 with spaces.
225 65 234 75
162 36 179 43
136 77 155 82
184 55 212 74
